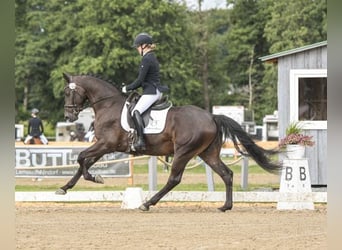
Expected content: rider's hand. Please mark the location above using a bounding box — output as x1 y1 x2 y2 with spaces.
122 86 127 93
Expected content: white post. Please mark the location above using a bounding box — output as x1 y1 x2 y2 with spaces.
148 156 158 191
277 159 314 210
241 156 249 190
121 187 143 209
204 163 215 191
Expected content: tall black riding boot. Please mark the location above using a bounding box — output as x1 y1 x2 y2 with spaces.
132 110 146 151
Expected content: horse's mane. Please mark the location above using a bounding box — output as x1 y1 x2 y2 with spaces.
77 73 121 89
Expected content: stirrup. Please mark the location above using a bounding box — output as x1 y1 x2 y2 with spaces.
133 139 146 151
131 143 146 152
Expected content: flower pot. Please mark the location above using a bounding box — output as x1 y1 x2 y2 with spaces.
286 144 305 159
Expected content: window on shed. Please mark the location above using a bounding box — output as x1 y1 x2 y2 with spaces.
298 77 327 121
290 69 327 130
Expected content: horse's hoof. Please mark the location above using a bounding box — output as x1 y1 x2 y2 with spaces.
217 206 232 212
95 175 104 184
55 189 66 195
217 207 226 212
139 204 150 212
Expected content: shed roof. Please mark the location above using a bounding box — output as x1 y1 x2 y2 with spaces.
259 41 327 63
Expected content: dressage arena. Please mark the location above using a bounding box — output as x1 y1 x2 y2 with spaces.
15 142 327 249
16 202 326 249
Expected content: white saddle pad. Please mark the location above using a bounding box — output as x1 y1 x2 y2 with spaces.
120 101 172 134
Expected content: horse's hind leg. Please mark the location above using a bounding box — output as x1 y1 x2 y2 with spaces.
200 151 233 212
139 153 192 211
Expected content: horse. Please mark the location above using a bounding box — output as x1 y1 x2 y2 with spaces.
28 137 43 144
57 73 282 212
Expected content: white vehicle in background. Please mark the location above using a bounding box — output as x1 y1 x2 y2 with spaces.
56 107 95 142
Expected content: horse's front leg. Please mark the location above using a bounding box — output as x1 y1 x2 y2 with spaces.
55 141 110 195
78 154 104 184
55 167 83 195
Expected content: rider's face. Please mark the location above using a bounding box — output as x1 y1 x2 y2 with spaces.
137 46 142 54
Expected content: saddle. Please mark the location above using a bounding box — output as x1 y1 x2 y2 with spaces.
125 91 172 128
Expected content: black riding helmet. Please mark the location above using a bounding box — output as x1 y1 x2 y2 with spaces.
132 33 153 48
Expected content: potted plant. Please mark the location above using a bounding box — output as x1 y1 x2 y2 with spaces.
279 122 315 158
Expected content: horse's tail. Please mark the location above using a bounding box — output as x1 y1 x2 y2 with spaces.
213 114 282 174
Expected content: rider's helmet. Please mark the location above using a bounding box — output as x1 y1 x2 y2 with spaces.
132 33 153 48
31 108 39 114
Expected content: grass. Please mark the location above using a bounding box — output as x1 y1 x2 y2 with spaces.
134 183 279 192
133 158 274 175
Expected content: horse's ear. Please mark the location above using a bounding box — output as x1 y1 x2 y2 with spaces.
63 72 71 82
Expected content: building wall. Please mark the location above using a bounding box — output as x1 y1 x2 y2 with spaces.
277 45 327 185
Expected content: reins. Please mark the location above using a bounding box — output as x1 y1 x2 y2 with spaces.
90 95 115 106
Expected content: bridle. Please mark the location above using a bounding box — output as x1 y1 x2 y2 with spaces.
64 82 115 116
64 82 85 116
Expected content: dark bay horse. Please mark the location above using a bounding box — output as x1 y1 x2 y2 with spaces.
58 73 282 212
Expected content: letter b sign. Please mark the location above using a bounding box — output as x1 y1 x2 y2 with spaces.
284 166 307 181
299 166 306 181
280 159 312 193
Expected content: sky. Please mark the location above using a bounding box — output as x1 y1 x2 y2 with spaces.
184 0 228 10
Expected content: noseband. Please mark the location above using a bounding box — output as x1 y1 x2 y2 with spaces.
64 82 85 116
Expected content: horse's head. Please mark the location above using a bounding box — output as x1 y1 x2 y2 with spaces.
63 73 88 122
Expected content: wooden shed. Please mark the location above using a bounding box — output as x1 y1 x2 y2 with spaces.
260 41 327 186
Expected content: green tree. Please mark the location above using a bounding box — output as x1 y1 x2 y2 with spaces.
264 0 327 53
15 0 196 125
260 0 327 123
224 0 272 123
223 0 326 124
190 7 231 110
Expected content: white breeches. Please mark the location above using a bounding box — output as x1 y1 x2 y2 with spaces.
132 89 162 115
24 134 49 144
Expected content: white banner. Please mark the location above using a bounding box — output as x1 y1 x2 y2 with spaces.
15 146 130 178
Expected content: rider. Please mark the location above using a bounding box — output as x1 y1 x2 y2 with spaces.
24 108 49 145
122 32 169 151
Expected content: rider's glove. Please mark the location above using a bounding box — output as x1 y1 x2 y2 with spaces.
122 86 127 93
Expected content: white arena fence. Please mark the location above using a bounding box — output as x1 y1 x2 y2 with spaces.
15 190 327 203
15 143 327 204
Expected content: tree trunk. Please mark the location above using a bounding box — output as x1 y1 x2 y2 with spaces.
202 52 210 112
248 46 255 110
24 81 29 111
198 0 210 112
